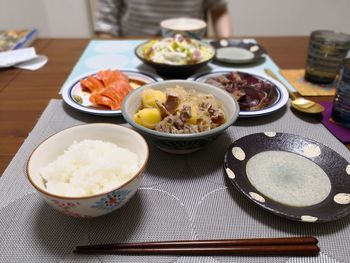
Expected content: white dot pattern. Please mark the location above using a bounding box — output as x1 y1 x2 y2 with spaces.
264 131 277 137
303 144 321 158
346 164 350 175
301 215 318 222
249 192 265 203
231 147 246 161
225 168 235 179
334 193 350 205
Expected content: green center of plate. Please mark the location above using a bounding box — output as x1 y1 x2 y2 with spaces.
216 47 254 63
246 150 331 207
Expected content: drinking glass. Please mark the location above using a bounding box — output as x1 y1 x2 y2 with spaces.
332 58 350 128
305 30 350 84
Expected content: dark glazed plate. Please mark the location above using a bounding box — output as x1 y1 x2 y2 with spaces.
190 70 289 117
210 39 266 64
224 132 350 222
61 69 159 116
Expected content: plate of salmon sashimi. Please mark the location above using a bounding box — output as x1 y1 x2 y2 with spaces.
62 69 159 116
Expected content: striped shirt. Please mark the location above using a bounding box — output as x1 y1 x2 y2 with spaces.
94 0 227 36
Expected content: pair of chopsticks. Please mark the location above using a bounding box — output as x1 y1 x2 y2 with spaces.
74 236 319 256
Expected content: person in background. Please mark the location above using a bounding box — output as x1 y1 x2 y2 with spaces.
94 0 231 38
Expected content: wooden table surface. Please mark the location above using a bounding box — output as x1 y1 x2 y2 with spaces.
0 37 348 175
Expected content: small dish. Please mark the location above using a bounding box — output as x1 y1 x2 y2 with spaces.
160 17 207 39
61 69 159 116
210 39 266 64
190 70 289 117
224 132 350 222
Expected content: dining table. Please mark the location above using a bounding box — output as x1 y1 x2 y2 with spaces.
0 36 350 263
0 37 348 175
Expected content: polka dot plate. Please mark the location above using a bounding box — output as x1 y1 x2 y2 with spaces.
224 132 350 223
61 69 160 116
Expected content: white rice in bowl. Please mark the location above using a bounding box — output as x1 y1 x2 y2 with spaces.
40 139 139 197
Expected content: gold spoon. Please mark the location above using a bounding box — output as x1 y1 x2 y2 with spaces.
264 69 325 114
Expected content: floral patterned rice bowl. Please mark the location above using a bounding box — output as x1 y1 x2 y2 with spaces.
41 180 140 218
26 123 149 218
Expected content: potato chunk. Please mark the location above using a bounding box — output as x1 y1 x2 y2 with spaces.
142 89 166 108
133 108 161 129
188 105 198 125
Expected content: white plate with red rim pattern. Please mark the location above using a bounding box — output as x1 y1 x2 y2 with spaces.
61 69 160 116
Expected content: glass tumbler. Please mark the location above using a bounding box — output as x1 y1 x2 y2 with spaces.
331 58 350 128
305 30 350 84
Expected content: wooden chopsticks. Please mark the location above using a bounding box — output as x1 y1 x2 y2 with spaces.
74 236 319 256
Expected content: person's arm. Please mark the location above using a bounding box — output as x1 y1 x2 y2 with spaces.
210 4 232 38
94 0 121 37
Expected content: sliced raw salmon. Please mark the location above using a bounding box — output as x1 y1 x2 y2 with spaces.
81 69 135 110
80 76 104 92
90 93 120 110
97 70 129 87
99 87 123 104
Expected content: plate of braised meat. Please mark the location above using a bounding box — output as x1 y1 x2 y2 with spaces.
190 70 289 117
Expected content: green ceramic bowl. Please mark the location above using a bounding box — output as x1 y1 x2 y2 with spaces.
122 80 239 154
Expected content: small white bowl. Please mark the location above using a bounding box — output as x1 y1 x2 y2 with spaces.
26 123 149 218
160 17 207 39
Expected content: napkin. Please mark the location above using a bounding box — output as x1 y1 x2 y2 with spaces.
280 69 336 96
320 101 350 144
0 47 47 70
15 55 48 70
0 47 37 68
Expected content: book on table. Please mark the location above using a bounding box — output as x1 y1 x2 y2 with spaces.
0 29 38 52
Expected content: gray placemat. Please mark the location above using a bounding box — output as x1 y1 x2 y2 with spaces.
1 99 349 263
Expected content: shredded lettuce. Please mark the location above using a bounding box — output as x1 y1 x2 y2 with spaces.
142 34 213 65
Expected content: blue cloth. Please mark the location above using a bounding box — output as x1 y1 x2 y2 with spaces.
61 40 295 92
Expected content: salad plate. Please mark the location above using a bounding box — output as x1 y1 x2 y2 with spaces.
135 35 215 78
61 69 159 116
224 132 350 223
190 70 289 117
210 39 266 64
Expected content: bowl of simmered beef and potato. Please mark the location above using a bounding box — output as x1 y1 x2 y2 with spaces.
121 80 239 154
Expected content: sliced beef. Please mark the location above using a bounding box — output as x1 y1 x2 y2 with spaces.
164 91 179 114
206 71 278 111
179 105 192 123
155 115 198 134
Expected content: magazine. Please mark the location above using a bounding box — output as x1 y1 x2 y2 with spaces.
0 29 38 52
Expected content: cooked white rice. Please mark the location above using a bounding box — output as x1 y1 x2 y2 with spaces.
40 139 139 197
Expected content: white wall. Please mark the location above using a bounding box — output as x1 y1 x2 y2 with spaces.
0 0 92 38
0 0 349 37
228 0 350 36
